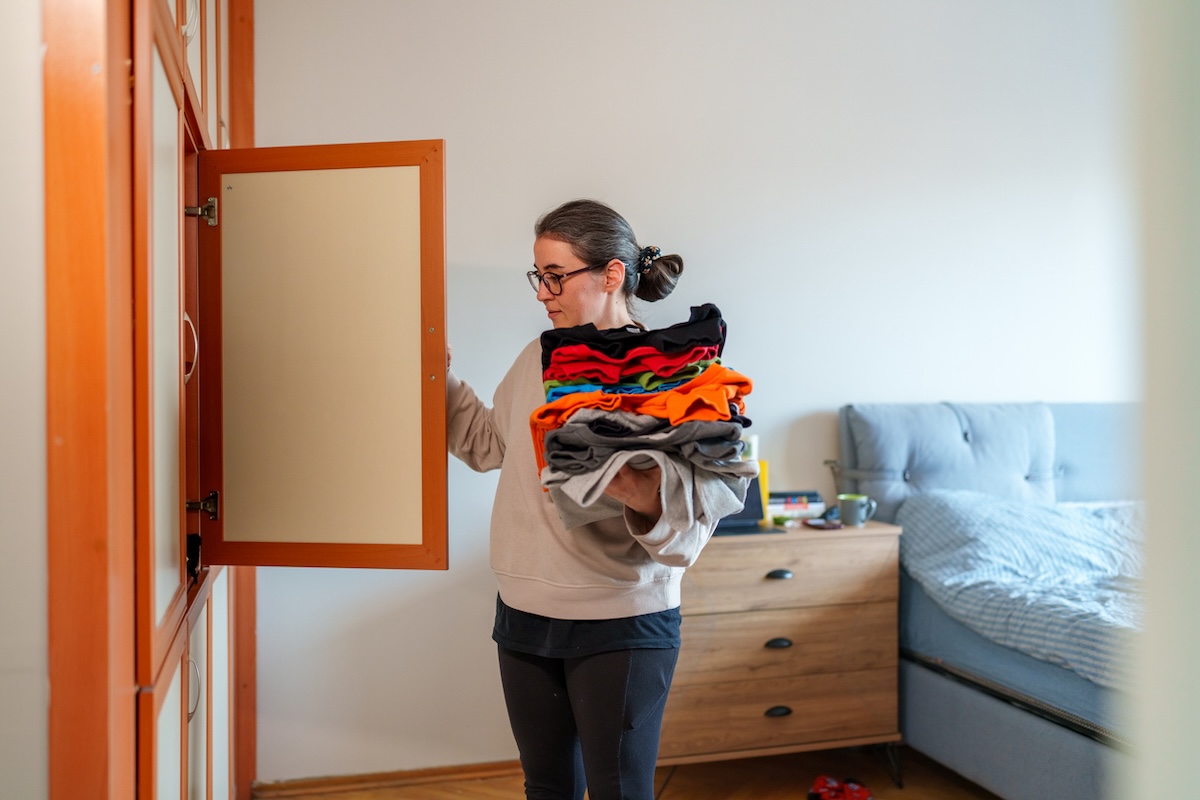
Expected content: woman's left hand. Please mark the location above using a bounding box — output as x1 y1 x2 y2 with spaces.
604 464 663 522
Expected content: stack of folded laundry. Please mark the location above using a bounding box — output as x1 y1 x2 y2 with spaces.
529 303 759 530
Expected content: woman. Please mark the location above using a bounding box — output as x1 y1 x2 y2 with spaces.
447 199 722 800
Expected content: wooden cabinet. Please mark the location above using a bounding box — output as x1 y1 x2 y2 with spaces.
129 1 447 796
133 4 230 795
45 1 446 793
136 564 230 799
658 522 902 763
169 0 226 151
186 590 209 800
138 621 186 799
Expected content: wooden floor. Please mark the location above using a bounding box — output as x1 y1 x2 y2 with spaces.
276 747 1002 800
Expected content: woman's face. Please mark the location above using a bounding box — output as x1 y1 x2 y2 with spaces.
531 237 630 330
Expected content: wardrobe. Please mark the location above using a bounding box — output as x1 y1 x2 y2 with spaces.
44 1 446 797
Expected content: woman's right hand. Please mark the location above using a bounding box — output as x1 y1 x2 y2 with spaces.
604 464 663 524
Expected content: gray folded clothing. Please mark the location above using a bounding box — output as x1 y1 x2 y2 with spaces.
543 447 758 531
544 416 746 476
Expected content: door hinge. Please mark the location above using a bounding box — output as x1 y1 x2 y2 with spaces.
186 490 219 520
184 197 218 227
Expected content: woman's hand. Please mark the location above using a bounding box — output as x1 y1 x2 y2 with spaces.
604 464 663 523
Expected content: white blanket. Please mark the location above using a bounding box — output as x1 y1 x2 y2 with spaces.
897 490 1143 691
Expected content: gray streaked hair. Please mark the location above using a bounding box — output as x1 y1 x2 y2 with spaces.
534 199 684 321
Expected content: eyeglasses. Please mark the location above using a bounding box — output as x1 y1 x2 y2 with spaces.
526 263 609 296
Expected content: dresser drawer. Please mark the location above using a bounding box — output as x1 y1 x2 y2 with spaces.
671 603 898 688
683 531 899 615
658 668 898 760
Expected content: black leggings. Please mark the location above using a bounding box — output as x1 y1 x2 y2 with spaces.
496 645 679 800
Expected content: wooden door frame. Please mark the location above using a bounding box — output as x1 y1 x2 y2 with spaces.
46 0 255 796
225 2 257 797
228 0 254 150
44 0 136 796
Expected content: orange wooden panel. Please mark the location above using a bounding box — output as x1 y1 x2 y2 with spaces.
133 2 191 688
174 0 207 143
136 619 189 799
226 0 253 148
196 140 448 570
232 566 256 800
215 0 226 149
186 566 218 627
185 127 203 563
183 570 217 800
206 578 215 800
177 0 214 151
154 0 186 103
45 0 136 797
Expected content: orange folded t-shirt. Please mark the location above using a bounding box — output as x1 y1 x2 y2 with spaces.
528 363 752 475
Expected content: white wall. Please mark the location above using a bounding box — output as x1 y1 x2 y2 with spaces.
252 0 1138 780
0 1 48 797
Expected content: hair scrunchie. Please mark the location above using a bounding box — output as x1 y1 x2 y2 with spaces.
637 245 662 273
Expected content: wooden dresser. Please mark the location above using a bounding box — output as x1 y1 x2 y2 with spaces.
658 521 902 764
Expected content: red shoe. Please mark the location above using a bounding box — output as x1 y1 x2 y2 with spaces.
808 775 844 800
807 775 874 800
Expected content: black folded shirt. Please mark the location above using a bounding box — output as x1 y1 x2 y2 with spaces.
539 303 727 372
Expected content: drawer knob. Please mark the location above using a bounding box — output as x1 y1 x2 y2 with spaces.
764 705 793 717
764 637 793 649
765 568 794 580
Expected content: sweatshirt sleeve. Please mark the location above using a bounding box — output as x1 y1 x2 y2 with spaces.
623 510 716 568
447 339 542 475
446 369 507 473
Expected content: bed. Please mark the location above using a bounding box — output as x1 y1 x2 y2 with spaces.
833 402 1140 800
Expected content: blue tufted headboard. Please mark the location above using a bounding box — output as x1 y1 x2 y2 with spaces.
835 402 1141 524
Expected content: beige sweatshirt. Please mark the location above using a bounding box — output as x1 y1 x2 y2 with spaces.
447 338 717 620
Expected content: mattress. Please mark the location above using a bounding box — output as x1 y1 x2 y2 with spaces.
899 567 1127 748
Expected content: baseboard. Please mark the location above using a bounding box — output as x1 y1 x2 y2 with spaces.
251 760 523 798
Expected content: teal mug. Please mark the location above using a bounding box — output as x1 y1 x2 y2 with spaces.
836 493 877 527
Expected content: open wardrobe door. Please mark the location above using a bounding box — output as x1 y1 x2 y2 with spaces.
194 140 448 570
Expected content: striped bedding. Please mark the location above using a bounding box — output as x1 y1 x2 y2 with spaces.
896 490 1143 691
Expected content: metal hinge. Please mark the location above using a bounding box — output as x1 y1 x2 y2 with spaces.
186 490 219 520
184 197 218 227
